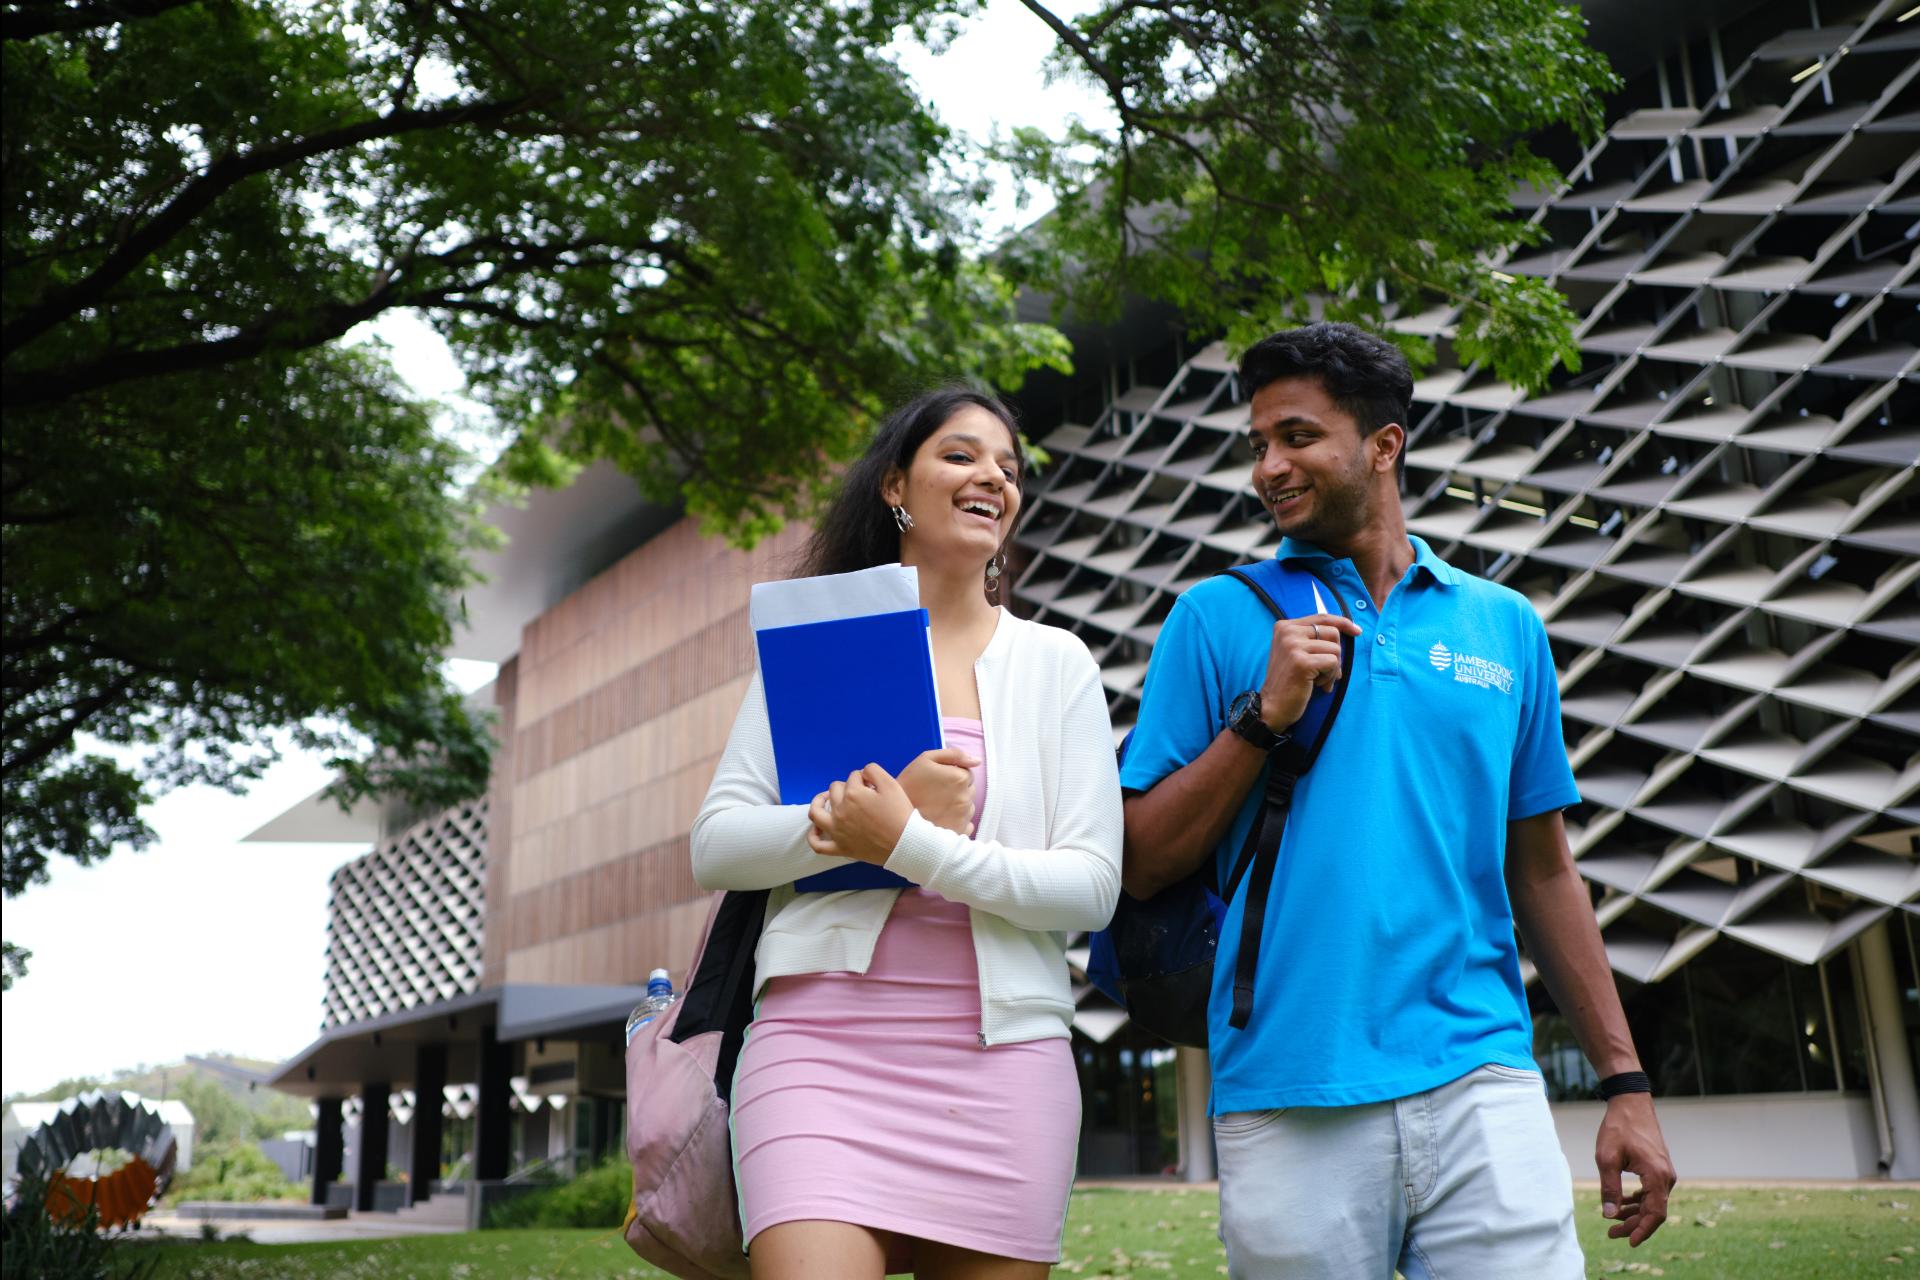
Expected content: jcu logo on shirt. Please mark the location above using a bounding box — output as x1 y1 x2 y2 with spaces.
1427 643 1515 694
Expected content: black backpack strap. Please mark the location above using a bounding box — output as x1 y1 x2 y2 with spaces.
669 888 768 1104
1218 564 1353 1031
1211 568 1285 902
1229 765 1299 1029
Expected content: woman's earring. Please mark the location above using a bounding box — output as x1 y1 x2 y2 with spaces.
985 551 1006 603
891 505 914 533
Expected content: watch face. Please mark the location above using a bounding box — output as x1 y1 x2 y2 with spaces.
1228 690 1255 725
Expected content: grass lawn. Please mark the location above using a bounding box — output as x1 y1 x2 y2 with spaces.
123 1185 1916 1279
1060 1185 1917 1278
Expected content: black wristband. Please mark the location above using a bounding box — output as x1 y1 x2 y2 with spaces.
1598 1071 1652 1100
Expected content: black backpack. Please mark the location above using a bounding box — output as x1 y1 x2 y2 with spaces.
1086 560 1353 1047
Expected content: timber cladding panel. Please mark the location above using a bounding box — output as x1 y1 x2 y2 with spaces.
490 517 810 987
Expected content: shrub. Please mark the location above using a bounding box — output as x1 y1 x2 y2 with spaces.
484 1158 630 1229
163 1142 298 1204
0 1175 157 1280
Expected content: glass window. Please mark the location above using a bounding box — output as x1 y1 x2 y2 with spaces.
1531 1010 1601 1101
1689 944 1806 1094
1627 970 1705 1098
1074 1031 1182 1174
1825 950 1872 1092
1899 914 1920 1078
1529 935 1865 1098
1788 960 1840 1092
1530 969 1702 1099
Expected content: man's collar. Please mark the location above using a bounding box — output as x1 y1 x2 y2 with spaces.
1275 534 1461 587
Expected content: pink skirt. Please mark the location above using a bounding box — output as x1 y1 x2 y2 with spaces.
729 888 1081 1269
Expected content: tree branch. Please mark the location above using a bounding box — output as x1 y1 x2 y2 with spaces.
1 233 617 407
3 294 395 408
0 94 537 360
0 0 199 42
1 681 133 778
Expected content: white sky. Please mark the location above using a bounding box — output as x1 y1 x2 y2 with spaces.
0 0 1111 1099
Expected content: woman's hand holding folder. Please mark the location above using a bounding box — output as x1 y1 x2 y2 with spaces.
807 765 910 865
898 747 979 835
807 747 979 863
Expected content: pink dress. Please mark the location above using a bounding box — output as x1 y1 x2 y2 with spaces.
729 718 1081 1269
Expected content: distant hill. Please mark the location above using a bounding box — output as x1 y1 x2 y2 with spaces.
5 1054 310 1145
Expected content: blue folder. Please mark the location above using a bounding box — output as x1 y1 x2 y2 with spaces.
754 607 942 892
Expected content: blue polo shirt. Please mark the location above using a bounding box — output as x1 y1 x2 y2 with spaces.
1120 535 1579 1112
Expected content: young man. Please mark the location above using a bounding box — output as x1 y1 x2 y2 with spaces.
1120 323 1675 1278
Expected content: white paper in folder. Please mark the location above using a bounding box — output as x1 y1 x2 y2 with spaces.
748 562 922 632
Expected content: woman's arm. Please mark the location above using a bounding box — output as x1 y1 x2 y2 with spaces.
883 664 1123 932
690 671 858 890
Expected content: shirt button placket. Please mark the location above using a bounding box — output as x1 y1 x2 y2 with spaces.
1372 590 1400 682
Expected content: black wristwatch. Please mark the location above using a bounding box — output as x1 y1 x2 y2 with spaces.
1227 690 1288 752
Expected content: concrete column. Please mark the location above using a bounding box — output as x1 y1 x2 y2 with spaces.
591 1097 620 1163
409 1044 447 1205
1856 921 1920 1179
353 1084 391 1212
310 1097 343 1206
1175 1046 1215 1182
475 1026 513 1181
548 1101 573 1160
520 1102 549 1166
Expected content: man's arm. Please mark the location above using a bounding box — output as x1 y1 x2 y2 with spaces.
1121 608 1358 899
1507 809 1676 1248
1121 731 1266 898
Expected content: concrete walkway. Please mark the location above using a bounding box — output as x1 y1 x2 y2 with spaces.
140 1194 467 1245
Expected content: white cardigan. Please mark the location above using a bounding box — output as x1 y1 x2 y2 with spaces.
690 608 1124 1045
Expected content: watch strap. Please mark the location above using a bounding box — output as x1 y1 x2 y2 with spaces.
1229 691 1286 751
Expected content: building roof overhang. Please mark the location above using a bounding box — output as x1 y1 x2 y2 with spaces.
267 982 648 1096
451 460 680 664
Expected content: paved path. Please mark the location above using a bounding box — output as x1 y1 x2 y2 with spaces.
140 1197 467 1245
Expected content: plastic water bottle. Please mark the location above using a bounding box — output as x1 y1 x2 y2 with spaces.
624 968 677 1044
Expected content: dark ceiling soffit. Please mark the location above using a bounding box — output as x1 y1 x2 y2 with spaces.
266 988 502 1091
495 984 650 1044
1579 0 1771 80
266 983 655 1093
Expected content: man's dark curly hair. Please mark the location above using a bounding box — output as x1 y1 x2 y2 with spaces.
1238 322 1413 441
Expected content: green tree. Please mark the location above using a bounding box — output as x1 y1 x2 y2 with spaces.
4 1076 100 1107
1 344 494 986
2 0 1063 531
1 0 1064 985
170 1076 254 1149
2 0 1612 985
1002 0 1616 384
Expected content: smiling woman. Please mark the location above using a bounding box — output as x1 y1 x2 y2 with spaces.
688 388 1124 1280
792 388 1029 592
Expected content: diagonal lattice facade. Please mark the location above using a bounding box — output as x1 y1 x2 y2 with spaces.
1016 4 1916 1002
321 802 488 1029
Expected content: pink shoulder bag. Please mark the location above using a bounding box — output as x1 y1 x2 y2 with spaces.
622 889 766 1280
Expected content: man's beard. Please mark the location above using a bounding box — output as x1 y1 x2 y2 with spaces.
1272 453 1372 547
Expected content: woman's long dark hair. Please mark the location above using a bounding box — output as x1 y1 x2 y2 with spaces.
798 387 1026 579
